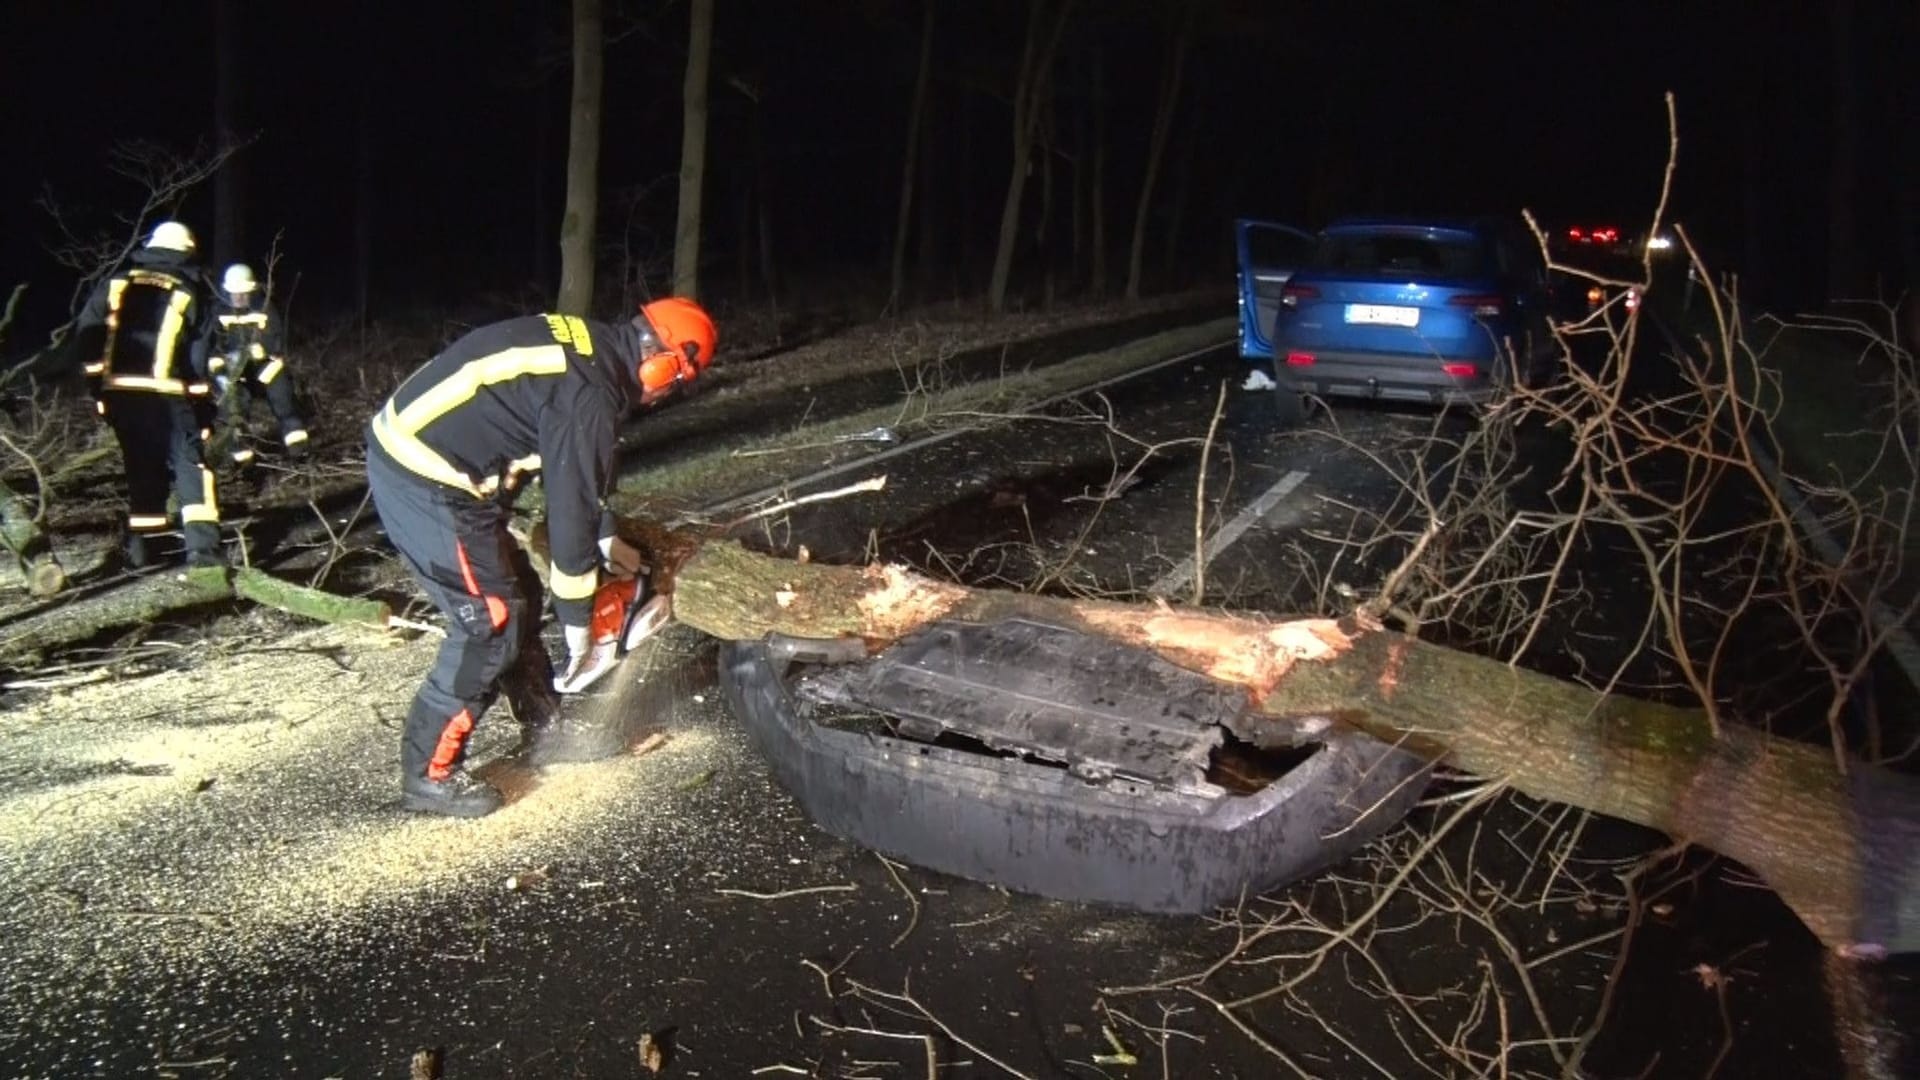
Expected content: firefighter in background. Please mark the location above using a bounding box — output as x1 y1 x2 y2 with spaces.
207 262 311 470
71 221 226 572
366 297 718 817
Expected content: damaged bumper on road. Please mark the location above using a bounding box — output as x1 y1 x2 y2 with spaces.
719 616 1428 915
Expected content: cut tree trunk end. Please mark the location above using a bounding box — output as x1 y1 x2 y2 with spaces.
662 538 1920 958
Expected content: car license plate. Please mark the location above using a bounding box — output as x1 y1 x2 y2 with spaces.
1344 304 1420 327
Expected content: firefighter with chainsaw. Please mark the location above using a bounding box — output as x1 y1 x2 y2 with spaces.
70 221 226 572
366 298 717 817
207 262 311 471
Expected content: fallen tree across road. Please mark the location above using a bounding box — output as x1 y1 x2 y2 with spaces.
664 536 1920 959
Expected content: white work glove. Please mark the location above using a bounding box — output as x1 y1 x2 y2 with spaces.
554 621 605 694
598 535 642 580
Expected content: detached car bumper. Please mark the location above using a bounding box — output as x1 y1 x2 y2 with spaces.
719 617 1428 915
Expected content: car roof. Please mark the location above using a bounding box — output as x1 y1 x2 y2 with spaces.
1322 215 1508 238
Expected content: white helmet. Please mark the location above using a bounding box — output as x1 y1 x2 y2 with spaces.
222 263 258 296
146 220 197 253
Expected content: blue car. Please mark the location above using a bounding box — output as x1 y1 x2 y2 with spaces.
1237 216 1555 420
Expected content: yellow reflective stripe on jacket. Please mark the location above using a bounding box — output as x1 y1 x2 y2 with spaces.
218 312 268 328
102 374 203 395
256 358 284 384
391 345 569 435
550 563 597 601
370 407 484 498
153 289 193 380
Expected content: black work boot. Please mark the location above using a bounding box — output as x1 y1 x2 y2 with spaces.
121 533 152 571
401 768 503 818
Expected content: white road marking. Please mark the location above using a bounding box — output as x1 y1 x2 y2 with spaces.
1148 469 1311 599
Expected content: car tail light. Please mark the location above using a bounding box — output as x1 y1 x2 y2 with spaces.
1280 283 1319 308
1449 294 1503 318
1568 228 1584 241
1441 362 1478 377
1285 351 1316 367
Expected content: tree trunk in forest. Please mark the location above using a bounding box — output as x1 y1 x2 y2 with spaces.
1038 91 1056 311
1162 72 1200 282
213 0 243 269
754 109 778 306
1827 0 1859 301
672 0 716 300
916 89 942 298
353 66 374 331
556 0 604 316
1089 48 1107 298
987 0 1072 315
1070 65 1086 292
889 0 936 313
661 539 1920 957
1126 8 1192 302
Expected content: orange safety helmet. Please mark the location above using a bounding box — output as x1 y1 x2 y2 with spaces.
635 297 718 394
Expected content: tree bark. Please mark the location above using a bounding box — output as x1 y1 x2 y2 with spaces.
556 0 604 316
1125 7 1192 302
1827 0 1859 301
663 539 1920 956
889 0 936 313
1162 71 1200 282
0 483 63 598
987 0 1072 315
354 60 374 331
672 0 716 300
0 567 390 662
1089 47 1107 298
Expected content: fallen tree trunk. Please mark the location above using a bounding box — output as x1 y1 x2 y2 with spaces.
1 481 65 597
0 566 391 661
664 538 1920 956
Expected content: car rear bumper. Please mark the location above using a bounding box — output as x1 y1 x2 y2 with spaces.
1281 348 1498 405
718 625 1428 915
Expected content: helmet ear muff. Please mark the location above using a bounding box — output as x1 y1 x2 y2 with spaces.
637 348 694 394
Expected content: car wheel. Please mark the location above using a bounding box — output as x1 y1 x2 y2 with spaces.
1273 376 1308 426
717 619 1428 915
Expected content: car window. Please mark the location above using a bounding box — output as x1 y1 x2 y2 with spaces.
1245 227 1312 270
1311 232 1487 278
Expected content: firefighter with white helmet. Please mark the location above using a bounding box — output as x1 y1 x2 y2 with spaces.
207 260 311 469
67 220 226 571
365 297 718 816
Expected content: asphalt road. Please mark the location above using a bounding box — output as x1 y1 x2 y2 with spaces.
0 310 1908 1078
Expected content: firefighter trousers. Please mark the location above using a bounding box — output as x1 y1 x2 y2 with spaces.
99 390 221 560
367 441 557 781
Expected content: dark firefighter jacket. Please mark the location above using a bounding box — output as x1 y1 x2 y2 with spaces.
370 314 645 628
210 297 305 435
71 247 217 398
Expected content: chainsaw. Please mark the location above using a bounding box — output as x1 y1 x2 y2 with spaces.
552 572 674 694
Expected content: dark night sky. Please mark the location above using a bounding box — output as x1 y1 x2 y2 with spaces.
2 1 1912 355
